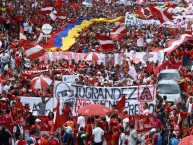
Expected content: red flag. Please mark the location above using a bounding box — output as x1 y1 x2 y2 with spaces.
116 96 126 111
138 5 156 20
23 43 45 61
145 62 154 73
151 6 173 23
97 34 114 51
56 0 62 12
50 97 66 133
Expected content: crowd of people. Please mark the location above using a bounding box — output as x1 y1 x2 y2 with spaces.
0 0 193 144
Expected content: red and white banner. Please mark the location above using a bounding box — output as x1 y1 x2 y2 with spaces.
153 7 173 23
23 43 45 60
38 52 164 65
39 52 106 63
39 4 54 14
97 35 114 50
122 52 164 64
138 5 155 20
153 34 193 53
54 81 156 115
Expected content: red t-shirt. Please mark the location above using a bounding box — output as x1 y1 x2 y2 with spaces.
110 118 118 129
48 138 59 145
112 132 119 145
85 123 94 139
101 121 108 132
17 140 26 145
45 118 54 127
3 114 13 124
62 108 72 117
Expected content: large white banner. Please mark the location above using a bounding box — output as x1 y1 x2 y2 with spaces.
20 97 53 116
54 81 156 115
38 52 164 65
125 12 160 26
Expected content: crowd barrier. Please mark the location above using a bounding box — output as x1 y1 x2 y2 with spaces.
0 114 150 144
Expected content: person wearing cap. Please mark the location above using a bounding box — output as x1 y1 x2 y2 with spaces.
33 118 41 139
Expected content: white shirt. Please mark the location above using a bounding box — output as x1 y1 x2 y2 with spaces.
119 132 126 145
3 84 11 93
92 127 104 143
13 125 23 135
129 129 138 145
143 109 150 115
77 115 85 129
122 118 129 131
188 103 192 113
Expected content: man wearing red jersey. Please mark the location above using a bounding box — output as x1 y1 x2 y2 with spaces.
62 103 72 117
48 132 60 145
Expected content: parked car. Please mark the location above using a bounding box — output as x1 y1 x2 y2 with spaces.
157 69 181 82
157 80 184 104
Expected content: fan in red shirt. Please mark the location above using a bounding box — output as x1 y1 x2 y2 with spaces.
85 117 94 141
111 126 119 145
15 135 26 145
45 112 54 128
101 116 108 133
48 132 60 145
62 103 72 117
37 133 49 145
139 113 151 129
3 109 14 124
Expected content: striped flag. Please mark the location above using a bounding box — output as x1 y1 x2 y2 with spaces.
19 26 27 46
23 43 45 60
39 4 54 15
152 7 173 23
97 34 114 51
153 34 193 53
111 23 126 40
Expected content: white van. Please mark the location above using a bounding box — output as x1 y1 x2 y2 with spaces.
157 80 183 103
158 69 181 82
